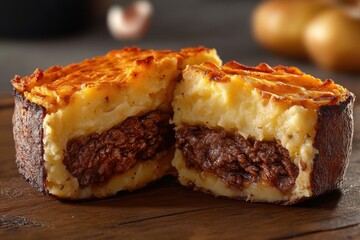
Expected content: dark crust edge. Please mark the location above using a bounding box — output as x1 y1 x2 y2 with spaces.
309 92 355 199
12 90 47 194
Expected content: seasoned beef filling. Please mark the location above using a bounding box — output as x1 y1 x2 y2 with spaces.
64 111 174 187
175 126 299 193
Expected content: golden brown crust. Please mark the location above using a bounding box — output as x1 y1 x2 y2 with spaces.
11 47 218 113
187 61 348 109
12 90 47 194
310 92 355 198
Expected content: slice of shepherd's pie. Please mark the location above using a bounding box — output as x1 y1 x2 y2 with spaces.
11 47 221 199
172 61 354 205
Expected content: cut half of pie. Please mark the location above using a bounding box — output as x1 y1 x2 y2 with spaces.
172 61 354 205
11 47 221 199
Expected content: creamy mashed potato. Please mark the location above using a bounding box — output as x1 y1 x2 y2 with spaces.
43 64 177 198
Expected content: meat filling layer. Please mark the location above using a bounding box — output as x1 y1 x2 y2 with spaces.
175 126 299 193
64 111 174 187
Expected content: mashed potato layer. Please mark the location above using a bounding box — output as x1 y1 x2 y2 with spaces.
43 59 179 198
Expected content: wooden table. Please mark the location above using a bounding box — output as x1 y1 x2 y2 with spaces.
1 95 359 240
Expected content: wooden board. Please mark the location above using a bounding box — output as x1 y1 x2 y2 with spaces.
1 97 360 239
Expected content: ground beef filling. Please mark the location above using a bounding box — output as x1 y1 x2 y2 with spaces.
64 111 174 187
175 126 299 193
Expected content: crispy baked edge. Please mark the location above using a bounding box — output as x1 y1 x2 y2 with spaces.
12 90 47 194
309 92 355 198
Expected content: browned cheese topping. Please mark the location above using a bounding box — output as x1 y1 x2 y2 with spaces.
64 111 174 187
189 61 349 110
175 126 299 193
11 47 219 113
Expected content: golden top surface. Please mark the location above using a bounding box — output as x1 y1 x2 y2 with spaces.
12 47 220 112
185 61 351 109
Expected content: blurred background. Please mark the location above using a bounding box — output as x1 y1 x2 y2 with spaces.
1 0 360 98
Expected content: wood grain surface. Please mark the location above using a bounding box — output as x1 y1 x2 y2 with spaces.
1 97 359 240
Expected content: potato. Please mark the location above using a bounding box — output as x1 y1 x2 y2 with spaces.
252 0 328 58
304 9 360 72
